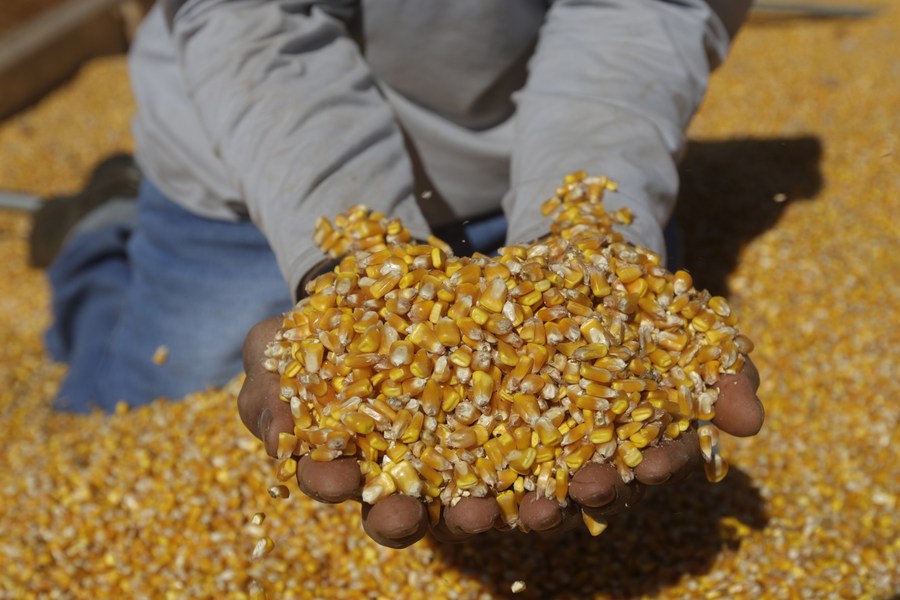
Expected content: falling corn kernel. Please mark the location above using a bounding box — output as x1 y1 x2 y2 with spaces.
152 345 169 365
581 511 609 537
267 485 290 499
251 537 275 561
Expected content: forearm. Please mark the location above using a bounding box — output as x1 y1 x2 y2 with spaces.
166 0 431 297
504 0 752 257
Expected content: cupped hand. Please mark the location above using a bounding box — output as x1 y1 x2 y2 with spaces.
238 317 499 548
238 317 764 547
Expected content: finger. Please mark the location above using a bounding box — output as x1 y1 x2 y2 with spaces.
712 357 764 437
518 492 580 532
634 427 700 485
237 361 291 457
568 462 644 516
238 317 292 456
295 455 362 503
443 497 500 536
242 317 283 373
362 495 429 548
429 518 474 544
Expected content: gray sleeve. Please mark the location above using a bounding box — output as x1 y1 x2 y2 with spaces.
166 0 432 298
502 0 752 260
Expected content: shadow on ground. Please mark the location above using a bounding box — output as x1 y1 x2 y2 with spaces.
675 135 823 296
431 467 767 599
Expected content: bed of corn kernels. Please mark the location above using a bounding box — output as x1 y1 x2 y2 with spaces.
0 3 897 598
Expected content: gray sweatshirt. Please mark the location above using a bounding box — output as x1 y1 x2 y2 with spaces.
129 0 751 297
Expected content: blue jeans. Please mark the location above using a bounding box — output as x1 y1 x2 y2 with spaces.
46 180 510 412
47 181 297 412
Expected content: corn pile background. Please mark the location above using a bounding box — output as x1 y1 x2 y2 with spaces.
0 2 897 598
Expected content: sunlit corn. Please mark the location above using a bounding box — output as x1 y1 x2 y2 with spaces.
264 173 752 532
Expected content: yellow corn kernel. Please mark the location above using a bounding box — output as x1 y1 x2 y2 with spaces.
692 310 717 333
362 471 397 504
251 537 276 561
275 457 298 482
435 318 461 347
572 395 607 412
673 270 693 294
648 348 674 369
454 461 479 490
472 370 494 407
341 378 373 399
555 467 570 503
420 379 441 417
589 424 615 444
704 454 729 483
386 442 410 464
708 296 731 318
572 343 609 361
441 387 462 413
579 364 612 383
387 340 413 367
496 490 519 525
534 416 563 447
581 511 609 537
410 349 433 379
625 277 649 297
400 412 425 444
470 306 490 325
664 422 682 440
616 421 643 440
407 322 444 354
491 469 516 492
564 443 595 470
496 340 519 367
341 412 376 435
473 457 498 486
420 447 452 472
276 432 299 459
512 426 532 450
616 264 643 284
507 448 537 475
617 441 643 468
698 424 719 462
368 274 401 299
612 379 647 393
310 447 342 462
630 424 661 448
630 404 655 422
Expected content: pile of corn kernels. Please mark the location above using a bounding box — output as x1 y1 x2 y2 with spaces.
264 173 747 533
1 1 898 596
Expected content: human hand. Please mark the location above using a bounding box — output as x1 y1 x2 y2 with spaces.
238 314 764 546
238 316 503 548
238 173 766 547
